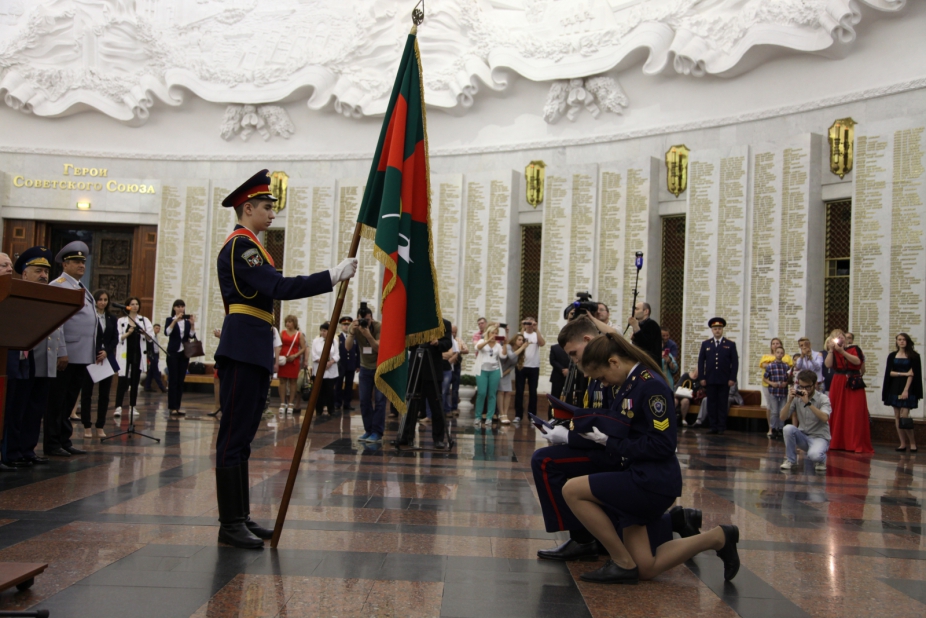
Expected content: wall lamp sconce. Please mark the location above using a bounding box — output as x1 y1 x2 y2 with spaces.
76 201 91 210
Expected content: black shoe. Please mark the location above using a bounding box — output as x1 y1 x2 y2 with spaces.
537 539 598 562
245 518 273 540
9 459 33 468
579 560 639 585
65 446 86 455
344 406 355 411
215 465 263 550
716 524 740 581
433 441 448 450
207 409 221 417
669 506 702 538
46 448 71 457
239 461 273 540
26 456 49 464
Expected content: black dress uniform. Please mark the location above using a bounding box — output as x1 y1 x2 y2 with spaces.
531 371 688 560
213 170 337 549
697 317 739 434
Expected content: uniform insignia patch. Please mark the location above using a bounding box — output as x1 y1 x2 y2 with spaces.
653 418 669 431
649 395 667 418
54 277 65 283
242 248 263 267
641 370 652 380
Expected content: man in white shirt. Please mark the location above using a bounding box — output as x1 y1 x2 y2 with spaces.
794 337 825 392
514 316 545 424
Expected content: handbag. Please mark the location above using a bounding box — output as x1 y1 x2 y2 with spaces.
847 374 866 390
279 331 299 367
188 361 206 375
183 334 205 359
899 417 914 430
298 366 313 402
674 387 694 399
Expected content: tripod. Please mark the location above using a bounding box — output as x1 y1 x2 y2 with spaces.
101 309 164 444
394 347 455 452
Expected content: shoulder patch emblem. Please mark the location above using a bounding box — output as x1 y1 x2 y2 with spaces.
54 277 65 283
649 395 667 418
653 418 670 431
241 248 263 267
640 370 653 380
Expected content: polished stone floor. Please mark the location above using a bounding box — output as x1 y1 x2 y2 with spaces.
0 390 923 617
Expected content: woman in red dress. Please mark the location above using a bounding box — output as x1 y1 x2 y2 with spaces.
277 315 307 415
826 329 874 453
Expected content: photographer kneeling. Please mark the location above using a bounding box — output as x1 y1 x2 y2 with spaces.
779 370 831 472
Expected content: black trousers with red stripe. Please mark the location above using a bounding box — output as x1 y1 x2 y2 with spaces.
216 359 270 467
531 444 673 554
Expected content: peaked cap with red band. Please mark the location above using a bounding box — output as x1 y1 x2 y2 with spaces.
221 169 278 208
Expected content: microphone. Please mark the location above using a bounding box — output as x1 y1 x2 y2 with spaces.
111 301 127 310
634 251 644 271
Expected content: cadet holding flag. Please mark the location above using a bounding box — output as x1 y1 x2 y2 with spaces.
213 170 357 549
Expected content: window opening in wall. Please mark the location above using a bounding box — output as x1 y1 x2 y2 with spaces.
824 200 852 336
519 225 542 323
660 215 686 361
265 229 286 330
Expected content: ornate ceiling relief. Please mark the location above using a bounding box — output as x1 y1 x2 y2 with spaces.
0 0 907 130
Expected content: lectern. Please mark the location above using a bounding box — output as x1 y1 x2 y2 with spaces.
0 273 83 605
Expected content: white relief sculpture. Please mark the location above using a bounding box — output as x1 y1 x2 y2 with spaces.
220 105 295 141
0 0 908 124
543 76 627 124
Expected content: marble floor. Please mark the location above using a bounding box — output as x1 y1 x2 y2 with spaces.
0 390 923 617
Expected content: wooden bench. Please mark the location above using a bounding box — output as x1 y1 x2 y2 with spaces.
183 373 280 388
689 389 767 420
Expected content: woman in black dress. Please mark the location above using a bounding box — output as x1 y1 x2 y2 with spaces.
882 333 922 452
561 333 740 584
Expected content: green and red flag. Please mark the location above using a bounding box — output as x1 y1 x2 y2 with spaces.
356 26 443 413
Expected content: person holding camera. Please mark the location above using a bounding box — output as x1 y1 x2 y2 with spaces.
165 299 196 416
473 324 507 427
697 317 738 435
347 304 385 442
779 370 832 472
514 316 545 424
628 302 662 364
825 329 873 454
794 337 824 392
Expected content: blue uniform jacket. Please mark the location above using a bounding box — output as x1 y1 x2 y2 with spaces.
567 364 682 498
338 332 360 372
697 337 739 385
5 350 34 380
215 225 332 373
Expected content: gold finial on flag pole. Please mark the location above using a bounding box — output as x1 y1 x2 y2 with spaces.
412 0 425 25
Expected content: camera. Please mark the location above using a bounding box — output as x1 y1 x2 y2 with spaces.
564 291 598 321
358 301 370 328
793 386 805 397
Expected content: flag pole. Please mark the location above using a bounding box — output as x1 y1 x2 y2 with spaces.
271 221 363 548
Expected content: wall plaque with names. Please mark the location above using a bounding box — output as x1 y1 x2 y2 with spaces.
430 174 464 327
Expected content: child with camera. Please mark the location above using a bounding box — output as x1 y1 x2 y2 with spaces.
779 369 831 472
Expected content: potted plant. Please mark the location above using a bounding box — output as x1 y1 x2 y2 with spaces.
458 374 477 414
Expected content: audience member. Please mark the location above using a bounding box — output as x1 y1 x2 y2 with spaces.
549 343 570 400
114 297 155 422
759 338 793 372
336 316 359 412
674 366 704 427
845 332 866 376
45 241 99 458
165 299 196 416
472 317 487 345
628 302 662 363
882 333 921 452
82 291 117 436
697 317 738 435
825 329 873 453
143 323 167 393
661 348 678 391
596 303 613 327
780 370 831 472
348 306 385 443
277 315 307 415
514 316 545 424
474 324 507 427
763 346 790 440
407 318 453 447
439 324 459 421
311 322 339 417
449 324 468 413
0 252 11 275
498 332 527 425
661 328 679 363
794 337 824 392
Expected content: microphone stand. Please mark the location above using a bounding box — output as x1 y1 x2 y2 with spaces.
623 266 642 336
101 308 163 444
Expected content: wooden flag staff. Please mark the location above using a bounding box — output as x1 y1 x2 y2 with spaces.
270 221 363 548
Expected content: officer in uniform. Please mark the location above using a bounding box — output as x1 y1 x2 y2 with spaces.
697 317 739 435
213 170 357 549
46 241 103 457
532 319 700 562
8 247 67 466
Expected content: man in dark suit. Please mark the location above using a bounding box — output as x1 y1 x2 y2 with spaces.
403 317 453 449
697 317 739 435
336 316 360 411
549 344 570 400
628 302 662 364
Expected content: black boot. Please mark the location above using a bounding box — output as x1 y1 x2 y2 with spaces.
579 560 639 585
669 506 702 538
537 539 598 561
240 461 273 540
215 465 263 549
716 524 740 581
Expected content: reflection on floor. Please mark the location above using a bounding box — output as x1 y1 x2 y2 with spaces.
0 391 923 617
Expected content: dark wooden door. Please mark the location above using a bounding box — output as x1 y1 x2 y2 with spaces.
92 231 134 307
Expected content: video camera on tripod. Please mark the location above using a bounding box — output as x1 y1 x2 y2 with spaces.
563 291 598 321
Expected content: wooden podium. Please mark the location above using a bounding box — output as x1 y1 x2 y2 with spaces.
0 273 83 606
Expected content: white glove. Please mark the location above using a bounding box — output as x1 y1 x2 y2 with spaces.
580 426 609 446
542 424 570 445
329 258 358 284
